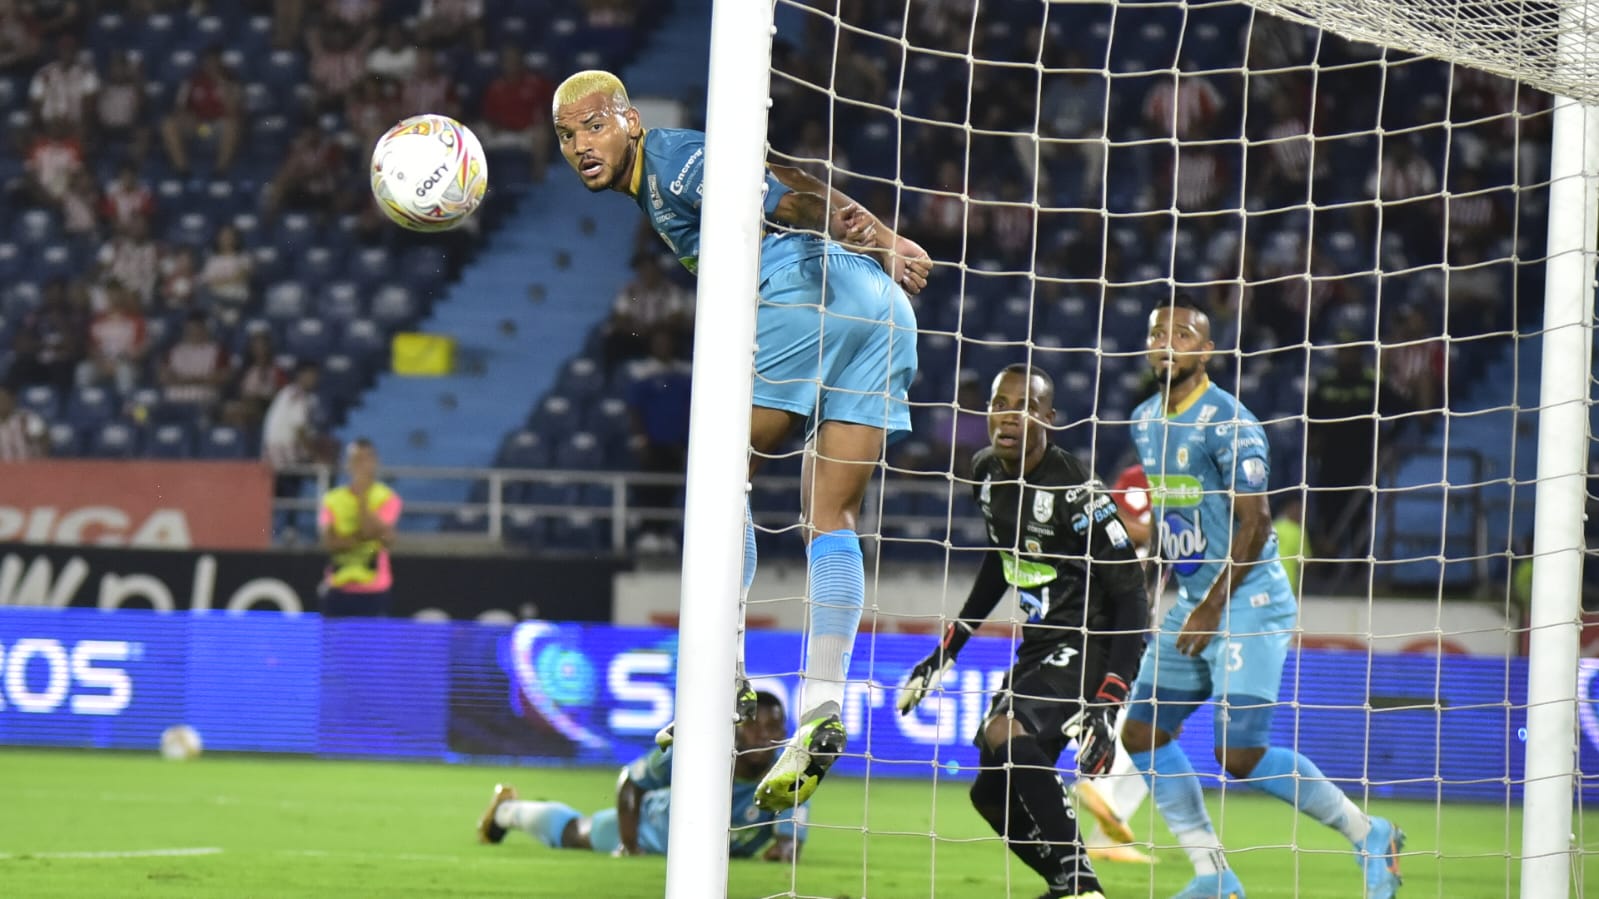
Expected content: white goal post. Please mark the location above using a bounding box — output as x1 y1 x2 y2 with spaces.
667 1 1596 897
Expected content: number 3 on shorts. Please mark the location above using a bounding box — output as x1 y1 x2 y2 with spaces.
1226 641 1244 672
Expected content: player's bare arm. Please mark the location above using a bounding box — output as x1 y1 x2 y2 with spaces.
766 163 931 295
1176 488 1272 657
613 766 646 856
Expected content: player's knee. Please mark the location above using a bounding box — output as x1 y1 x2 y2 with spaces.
978 715 1023 754
1216 745 1266 780
1120 717 1160 754
968 769 1007 827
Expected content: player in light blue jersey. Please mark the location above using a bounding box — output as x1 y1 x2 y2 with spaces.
552 71 929 812
477 692 807 862
1120 295 1403 899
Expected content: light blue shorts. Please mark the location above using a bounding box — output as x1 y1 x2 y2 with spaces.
754 251 917 441
1126 572 1298 747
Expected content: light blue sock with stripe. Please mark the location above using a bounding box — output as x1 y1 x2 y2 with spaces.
799 529 864 719
497 800 582 849
1243 746 1371 843
1132 744 1227 874
738 497 757 674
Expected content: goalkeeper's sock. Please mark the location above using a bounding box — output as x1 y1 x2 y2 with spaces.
1132 744 1226 875
1243 746 1372 844
998 735 1101 893
798 529 864 718
495 799 582 849
737 496 756 677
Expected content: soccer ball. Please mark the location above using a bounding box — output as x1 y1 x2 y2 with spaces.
370 114 488 232
160 724 203 761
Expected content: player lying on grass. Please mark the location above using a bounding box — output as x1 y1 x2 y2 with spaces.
896 364 1150 899
552 70 931 813
477 692 806 861
1123 294 1403 899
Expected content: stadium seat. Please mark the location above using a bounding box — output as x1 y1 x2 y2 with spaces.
90 422 140 458
263 282 309 321
554 432 602 470
348 247 392 289
318 282 364 324
0 242 22 282
532 395 576 435
199 425 248 459
30 243 75 283
370 285 417 331
147 423 193 458
168 211 211 248
12 208 57 246
558 357 605 399
296 246 342 282
497 430 549 469
284 318 333 361
66 386 118 428
18 384 59 419
47 422 80 457
319 353 361 402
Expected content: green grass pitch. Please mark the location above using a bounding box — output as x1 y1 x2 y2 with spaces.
0 749 1589 897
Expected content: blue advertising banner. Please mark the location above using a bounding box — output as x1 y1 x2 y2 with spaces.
1 609 1593 803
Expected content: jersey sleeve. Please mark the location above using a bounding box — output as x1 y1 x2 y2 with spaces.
1206 412 1272 495
625 746 673 791
762 170 791 216
1061 455 1150 685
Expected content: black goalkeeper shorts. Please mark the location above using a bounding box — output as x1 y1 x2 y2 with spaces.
977 637 1107 762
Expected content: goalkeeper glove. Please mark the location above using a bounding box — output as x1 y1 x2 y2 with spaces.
895 620 974 715
1066 673 1129 777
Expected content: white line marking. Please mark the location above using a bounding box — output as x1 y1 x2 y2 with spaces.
0 847 223 861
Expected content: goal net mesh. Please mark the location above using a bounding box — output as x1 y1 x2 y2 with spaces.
736 0 1596 896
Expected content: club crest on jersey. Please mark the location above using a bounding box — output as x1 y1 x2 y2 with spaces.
1176 446 1189 469
1033 491 1054 522
1025 537 1042 554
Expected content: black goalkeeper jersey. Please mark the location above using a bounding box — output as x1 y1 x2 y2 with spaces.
963 444 1149 676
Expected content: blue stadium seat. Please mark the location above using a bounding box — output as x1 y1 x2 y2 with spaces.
558 357 604 399
296 246 342 282
340 319 385 361
30 243 74 283
275 212 319 251
319 353 360 402
263 281 308 321
18 384 58 419
160 48 198 85
497 430 549 469
199 425 248 459
90 422 140 458
401 247 448 288
503 508 545 546
12 208 57 246
318 281 364 324
147 423 193 458
0 242 22 282
370 285 417 331
66 386 118 428
261 50 306 94
47 422 80 457
348 247 392 289
250 245 286 283
284 318 333 360
532 395 577 435
167 211 211 248
584 397 630 444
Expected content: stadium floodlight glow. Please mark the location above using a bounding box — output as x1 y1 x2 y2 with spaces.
662 1 774 897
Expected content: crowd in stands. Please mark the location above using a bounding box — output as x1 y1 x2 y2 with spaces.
0 0 649 471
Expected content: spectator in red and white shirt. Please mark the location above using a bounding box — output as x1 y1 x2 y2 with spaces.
22 118 83 203
415 0 484 50
307 20 374 111
29 34 96 128
478 45 554 180
160 312 232 411
1143 69 1222 141
96 217 159 304
160 47 242 175
101 162 155 230
76 282 147 394
399 51 458 120
365 24 417 82
198 224 253 316
159 245 197 313
0 385 47 460
262 362 321 469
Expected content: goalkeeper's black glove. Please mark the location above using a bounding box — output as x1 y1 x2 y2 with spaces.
1067 673 1129 777
895 620 974 715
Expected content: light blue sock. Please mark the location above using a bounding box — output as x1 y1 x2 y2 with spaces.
1243 746 1371 843
587 808 620 854
1132 744 1227 874
799 529 864 717
497 799 583 849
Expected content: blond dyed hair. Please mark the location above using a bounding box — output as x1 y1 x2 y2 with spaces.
553 70 631 115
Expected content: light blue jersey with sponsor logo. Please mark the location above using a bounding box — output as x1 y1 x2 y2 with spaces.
1130 379 1289 610
633 127 855 277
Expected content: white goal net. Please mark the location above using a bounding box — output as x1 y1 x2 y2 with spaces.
712 0 1597 897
